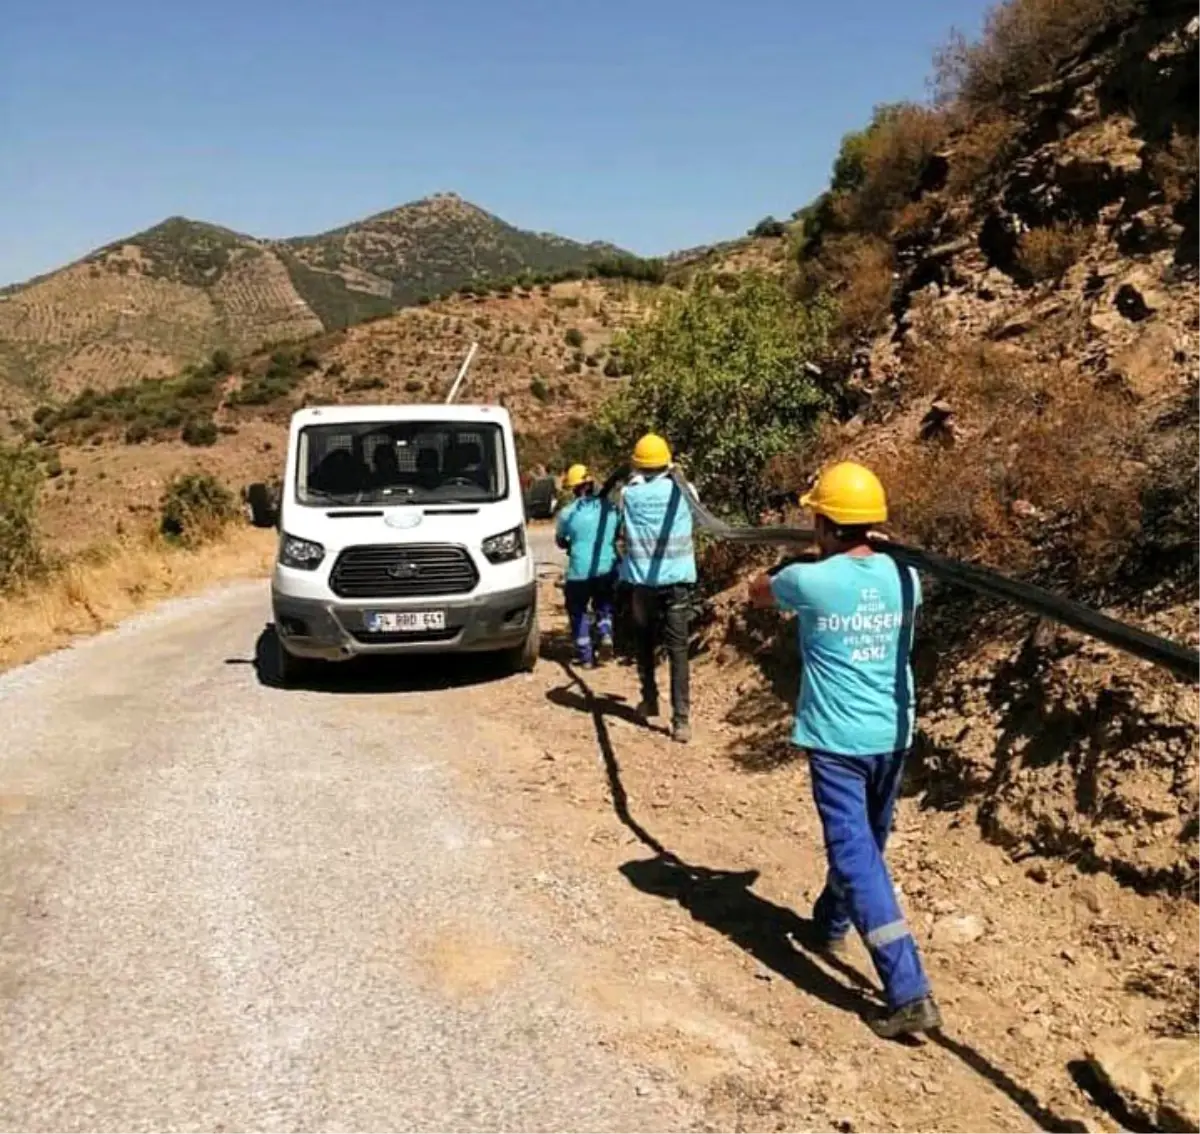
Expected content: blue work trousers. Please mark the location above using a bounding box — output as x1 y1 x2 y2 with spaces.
808 748 931 1010
564 574 615 665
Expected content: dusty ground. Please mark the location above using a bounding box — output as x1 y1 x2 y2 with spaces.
0 529 1193 1133
0 579 697 1133
443 564 1199 1133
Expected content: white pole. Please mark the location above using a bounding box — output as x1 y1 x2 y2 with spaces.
444 341 479 404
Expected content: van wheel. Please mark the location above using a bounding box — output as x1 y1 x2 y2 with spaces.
273 630 307 688
507 613 540 674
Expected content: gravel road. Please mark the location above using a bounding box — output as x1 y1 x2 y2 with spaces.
0 529 697 1133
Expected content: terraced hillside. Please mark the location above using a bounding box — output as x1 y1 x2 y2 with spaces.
0 196 621 409
27 276 656 551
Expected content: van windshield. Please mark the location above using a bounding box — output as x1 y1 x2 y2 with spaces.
295 420 508 506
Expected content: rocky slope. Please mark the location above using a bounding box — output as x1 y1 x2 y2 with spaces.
0 194 620 409
732 0 1199 897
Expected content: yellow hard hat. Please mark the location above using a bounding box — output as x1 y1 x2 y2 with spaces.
563 463 591 489
801 461 888 525
632 432 671 469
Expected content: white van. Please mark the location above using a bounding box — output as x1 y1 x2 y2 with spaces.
257 403 539 686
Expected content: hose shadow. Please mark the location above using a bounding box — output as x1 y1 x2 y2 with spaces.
555 658 1090 1134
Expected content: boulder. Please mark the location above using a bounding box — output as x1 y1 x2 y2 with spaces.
1086 1033 1199 1133
1112 323 1181 399
929 914 986 949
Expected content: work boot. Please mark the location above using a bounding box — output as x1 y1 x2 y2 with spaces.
672 721 692 744
596 635 615 664
636 699 660 722
869 995 943 1040
793 921 853 960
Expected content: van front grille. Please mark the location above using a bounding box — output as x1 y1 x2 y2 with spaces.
329 544 479 599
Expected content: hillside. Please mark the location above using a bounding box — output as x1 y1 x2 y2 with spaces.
717 0 1199 894
24 275 655 551
0 194 622 409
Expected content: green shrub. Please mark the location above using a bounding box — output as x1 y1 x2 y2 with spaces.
604 270 836 518
209 348 234 375
1016 223 1091 281
603 357 622 378
564 327 585 349
530 377 550 402
181 418 219 447
0 443 44 590
159 472 237 546
750 216 787 238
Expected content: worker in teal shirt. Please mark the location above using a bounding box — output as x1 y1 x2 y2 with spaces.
749 460 939 1041
555 464 619 666
618 432 699 744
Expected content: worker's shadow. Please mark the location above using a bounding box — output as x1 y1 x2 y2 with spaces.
556 659 1090 1134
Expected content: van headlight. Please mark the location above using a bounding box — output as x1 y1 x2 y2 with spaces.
279 533 325 570
481 525 526 564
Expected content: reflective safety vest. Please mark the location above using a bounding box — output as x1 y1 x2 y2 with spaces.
619 473 697 586
556 496 620 582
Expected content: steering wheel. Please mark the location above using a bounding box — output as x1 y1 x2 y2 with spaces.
443 475 477 487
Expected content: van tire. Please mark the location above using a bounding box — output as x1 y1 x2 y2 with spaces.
273 630 307 688
506 610 540 674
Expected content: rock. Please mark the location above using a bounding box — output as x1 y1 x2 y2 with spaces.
1086 1033 1200 1133
919 400 959 445
1011 499 1046 520
1112 323 1180 399
930 914 986 949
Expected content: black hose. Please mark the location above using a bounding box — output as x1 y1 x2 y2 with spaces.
598 463 1199 681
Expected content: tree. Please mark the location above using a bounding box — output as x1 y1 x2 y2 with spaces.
749 216 787 238
0 443 44 589
604 271 836 518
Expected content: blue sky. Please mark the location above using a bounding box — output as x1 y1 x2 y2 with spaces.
1 0 991 285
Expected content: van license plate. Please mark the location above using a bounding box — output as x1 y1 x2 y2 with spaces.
366 611 445 633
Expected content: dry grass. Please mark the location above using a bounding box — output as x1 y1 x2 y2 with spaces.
0 526 275 672
874 355 1142 581
934 0 1141 114
944 113 1021 198
1148 130 1200 207
807 234 896 339
1016 224 1093 281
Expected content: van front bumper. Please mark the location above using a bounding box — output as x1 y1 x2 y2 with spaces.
271 582 536 660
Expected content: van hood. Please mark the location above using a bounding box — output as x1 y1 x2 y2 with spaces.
286 505 520 551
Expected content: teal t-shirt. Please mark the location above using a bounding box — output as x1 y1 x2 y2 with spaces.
770 553 921 756
555 497 619 581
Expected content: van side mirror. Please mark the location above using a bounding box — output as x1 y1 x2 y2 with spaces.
246 482 279 530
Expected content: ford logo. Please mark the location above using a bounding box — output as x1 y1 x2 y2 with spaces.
387 562 421 580
384 512 422 530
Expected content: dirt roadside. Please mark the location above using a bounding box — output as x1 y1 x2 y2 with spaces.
436 568 1199 1134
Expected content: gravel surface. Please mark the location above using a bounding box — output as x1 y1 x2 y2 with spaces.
0 529 697 1133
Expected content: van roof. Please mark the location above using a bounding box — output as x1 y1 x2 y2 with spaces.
288 403 513 428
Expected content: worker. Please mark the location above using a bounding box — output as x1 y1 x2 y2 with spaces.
617 433 698 744
748 460 940 1040
555 464 619 667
